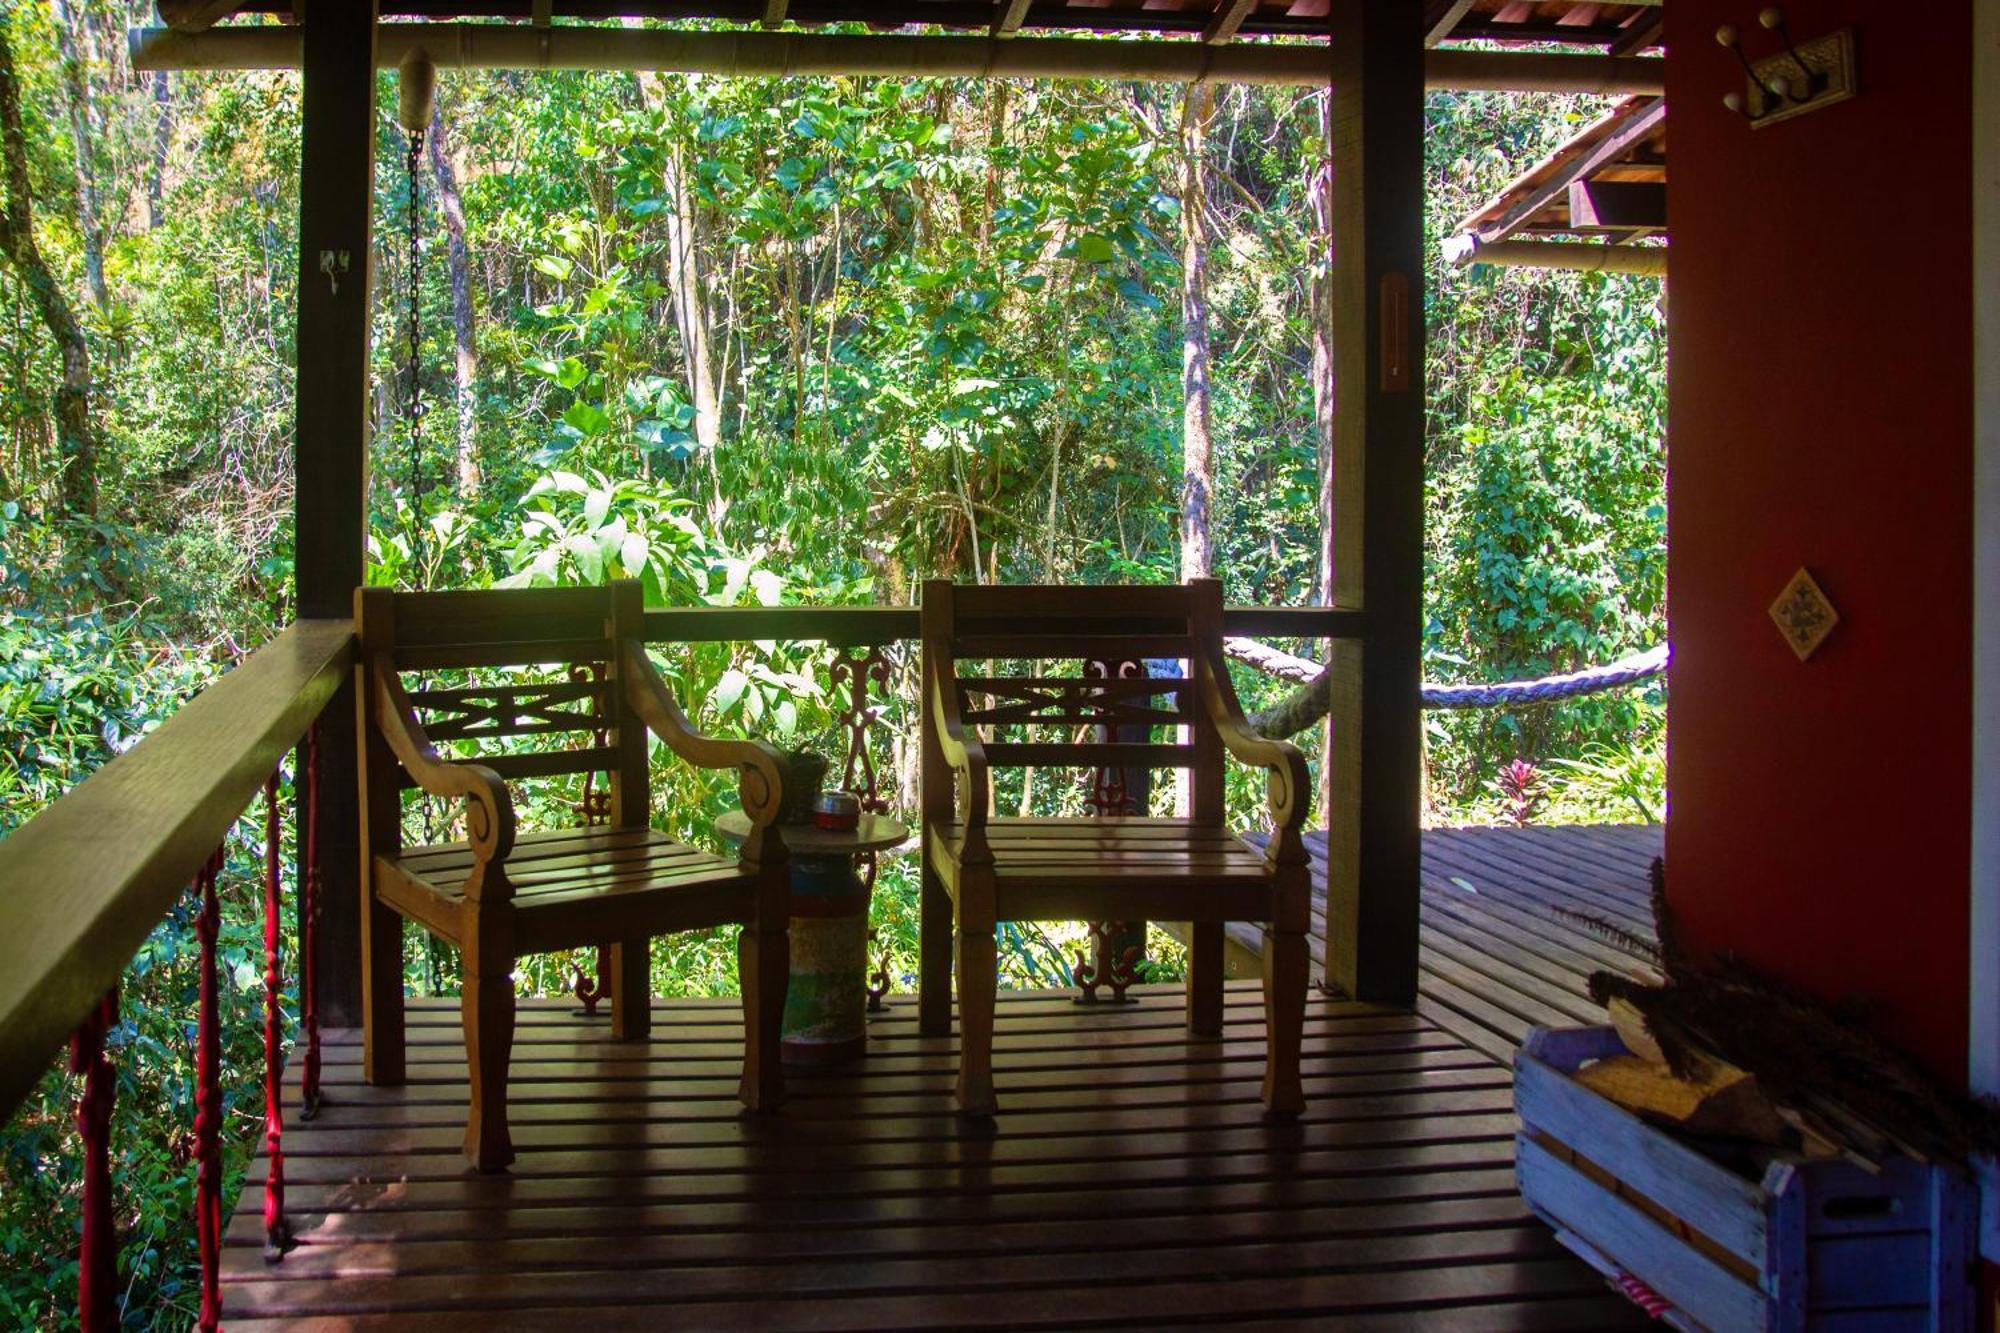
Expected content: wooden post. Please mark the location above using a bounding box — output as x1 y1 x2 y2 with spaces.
1321 0 1424 1004
295 5 378 1027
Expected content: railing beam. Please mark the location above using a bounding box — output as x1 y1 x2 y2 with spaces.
0 621 351 1120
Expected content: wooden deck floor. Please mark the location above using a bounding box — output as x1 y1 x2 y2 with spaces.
226 979 1649 1329
1233 823 1665 1064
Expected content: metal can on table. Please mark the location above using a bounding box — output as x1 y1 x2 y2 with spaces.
811 790 861 831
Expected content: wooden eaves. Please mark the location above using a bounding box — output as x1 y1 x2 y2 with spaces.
1444 93 1667 276
173 1 1665 51
142 1 1665 93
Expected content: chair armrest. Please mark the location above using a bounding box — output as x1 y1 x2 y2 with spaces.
367 657 516 875
926 649 991 855
619 641 786 831
1195 645 1310 859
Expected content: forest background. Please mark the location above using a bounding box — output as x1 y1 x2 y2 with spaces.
0 3 1664 1325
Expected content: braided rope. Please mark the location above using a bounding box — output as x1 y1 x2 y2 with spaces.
1225 638 1668 710
1421 643 1669 709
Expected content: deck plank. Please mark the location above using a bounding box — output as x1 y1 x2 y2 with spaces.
1241 823 1663 1080
225 974 1646 1328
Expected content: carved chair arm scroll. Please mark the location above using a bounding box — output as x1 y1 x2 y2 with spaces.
619 641 787 836
925 647 991 860
1195 643 1310 864
369 656 518 888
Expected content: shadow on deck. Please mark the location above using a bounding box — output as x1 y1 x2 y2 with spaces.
226 978 1649 1329
1231 823 1665 1064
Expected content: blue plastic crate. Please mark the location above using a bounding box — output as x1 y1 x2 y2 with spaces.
1515 1026 1974 1332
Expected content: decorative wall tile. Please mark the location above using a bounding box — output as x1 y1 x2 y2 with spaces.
1768 568 1838 661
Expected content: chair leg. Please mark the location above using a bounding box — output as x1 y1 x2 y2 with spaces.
361 894 405 1086
460 927 516 1172
1260 925 1308 1118
1187 921 1225 1038
737 922 788 1111
918 850 953 1035
955 916 998 1117
609 936 651 1041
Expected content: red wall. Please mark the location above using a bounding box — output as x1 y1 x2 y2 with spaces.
1665 0 1974 1083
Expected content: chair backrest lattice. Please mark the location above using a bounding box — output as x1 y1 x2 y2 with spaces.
922 580 1229 823
357 583 652 831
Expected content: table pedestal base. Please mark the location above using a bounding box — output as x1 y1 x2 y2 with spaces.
780 854 872 1067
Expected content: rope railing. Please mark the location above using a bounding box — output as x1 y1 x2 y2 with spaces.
1231 639 1669 738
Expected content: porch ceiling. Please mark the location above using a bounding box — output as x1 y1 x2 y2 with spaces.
181 0 1666 51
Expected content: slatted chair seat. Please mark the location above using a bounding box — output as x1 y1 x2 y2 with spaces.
919 579 1311 1119
380 828 757 945
932 819 1278 891
356 581 789 1173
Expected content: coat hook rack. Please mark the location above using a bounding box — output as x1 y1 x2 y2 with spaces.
1717 7 1857 128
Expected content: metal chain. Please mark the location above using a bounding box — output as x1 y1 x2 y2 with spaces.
404 128 428 568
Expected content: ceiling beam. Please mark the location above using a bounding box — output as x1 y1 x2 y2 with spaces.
1444 237 1666 277
1202 0 1260 46
132 24 1666 95
156 0 251 31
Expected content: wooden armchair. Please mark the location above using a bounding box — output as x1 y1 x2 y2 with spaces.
355 581 788 1171
917 579 1311 1117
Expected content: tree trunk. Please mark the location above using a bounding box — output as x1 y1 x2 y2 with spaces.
624 44 722 461
427 106 480 497
148 71 172 233
1310 90 1336 604
50 0 107 310
0 20 96 520
1178 83 1216 584
664 138 721 454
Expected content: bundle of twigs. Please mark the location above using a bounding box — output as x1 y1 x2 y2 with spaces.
1573 860 2000 1162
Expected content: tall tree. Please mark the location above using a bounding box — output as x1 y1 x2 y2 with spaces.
1178 82 1215 583
49 0 106 310
1310 89 1335 604
147 70 171 233
0 16 97 519
428 105 480 496
662 132 721 454
625 53 722 457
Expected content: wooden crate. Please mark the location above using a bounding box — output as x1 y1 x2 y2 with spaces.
1515 1026 1975 1332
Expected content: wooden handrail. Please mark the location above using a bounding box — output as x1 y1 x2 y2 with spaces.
641 604 1366 647
0 619 353 1118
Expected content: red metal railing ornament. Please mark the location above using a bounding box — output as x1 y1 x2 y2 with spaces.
833 646 896 1008
1077 658 1148 1002
193 847 226 1331
299 726 324 1119
262 772 294 1260
1074 922 1141 1003
70 987 118 1332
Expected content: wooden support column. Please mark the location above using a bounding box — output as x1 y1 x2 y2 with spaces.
1322 0 1423 1004
295 5 378 1027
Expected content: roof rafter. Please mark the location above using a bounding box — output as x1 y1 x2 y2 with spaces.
992 0 1033 38
1202 0 1259 46
1423 0 1478 47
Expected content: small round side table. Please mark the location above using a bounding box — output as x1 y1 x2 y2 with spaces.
715 810 909 1067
